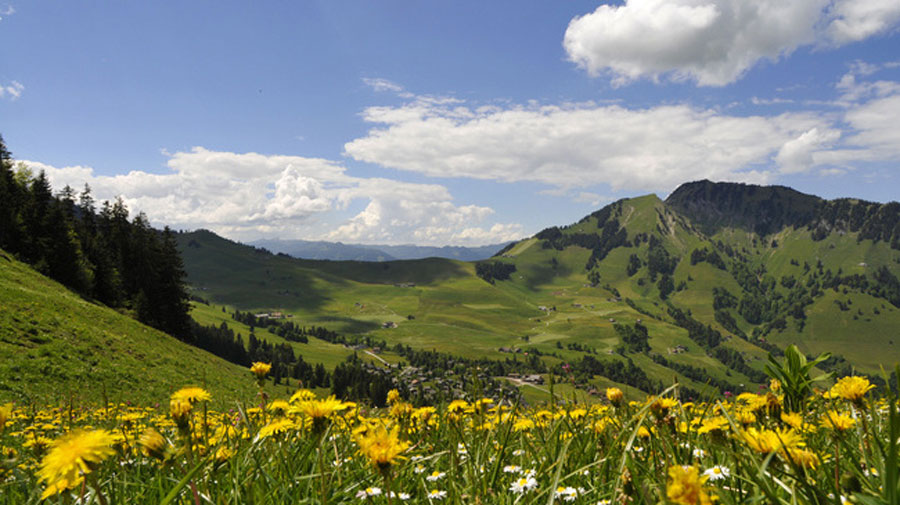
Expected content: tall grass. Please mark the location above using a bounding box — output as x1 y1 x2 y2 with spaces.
0 370 896 504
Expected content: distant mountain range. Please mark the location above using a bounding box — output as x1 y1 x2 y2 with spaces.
248 238 511 262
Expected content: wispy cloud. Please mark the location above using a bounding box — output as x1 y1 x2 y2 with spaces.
0 81 23 100
751 97 795 106
0 4 14 21
363 77 414 98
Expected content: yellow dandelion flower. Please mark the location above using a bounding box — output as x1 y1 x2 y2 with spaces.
412 406 437 425
780 412 802 428
169 398 193 423
387 389 401 405
295 396 350 419
171 387 211 404
139 428 170 461
820 411 856 432
514 418 536 432
390 401 414 419
734 409 757 425
606 387 624 405
780 411 816 433
446 400 470 421
784 448 820 469
534 409 554 423
0 402 12 432
289 388 317 403
37 429 115 499
250 362 272 379
266 400 291 415
355 422 410 472
567 407 588 420
210 424 239 445
257 418 297 440
214 445 233 463
650 398 678 417
23 433 54 455
474 397 494 411
829 376 875 403
741 427 803 454
697 416 729 435
592 417 610 434
667 465 715 505
736 393 769 412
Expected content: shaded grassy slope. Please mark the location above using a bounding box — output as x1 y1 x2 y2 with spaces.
0 249 262 406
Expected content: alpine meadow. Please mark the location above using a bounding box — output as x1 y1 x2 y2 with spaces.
3 1 900 504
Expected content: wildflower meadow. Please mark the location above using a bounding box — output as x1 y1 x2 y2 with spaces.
1 361 899 505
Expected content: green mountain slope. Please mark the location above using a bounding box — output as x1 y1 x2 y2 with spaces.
0 248 262 405
175 181 900 399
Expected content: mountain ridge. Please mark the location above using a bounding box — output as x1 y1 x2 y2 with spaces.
666 180 900 246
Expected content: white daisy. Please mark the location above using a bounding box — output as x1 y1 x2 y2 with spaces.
426 471 445 482
427 489 447 500
355 487 382 499
554 486 579 502
510 476 538 494
703 465 730 481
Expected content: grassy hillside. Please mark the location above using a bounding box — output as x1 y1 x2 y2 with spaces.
0 248 265 406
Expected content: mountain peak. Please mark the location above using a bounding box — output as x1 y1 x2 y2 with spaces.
665 180 823 236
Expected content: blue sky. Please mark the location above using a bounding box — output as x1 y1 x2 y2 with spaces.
1 1 899 245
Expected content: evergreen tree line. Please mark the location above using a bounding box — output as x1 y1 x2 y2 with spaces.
0 135 191 338
474 261 517 284
535 201 632 271
689 247 727 270
231 310 309 343
331 355 395 406
665 303 768 383
614 322 650 353
190 318 330 388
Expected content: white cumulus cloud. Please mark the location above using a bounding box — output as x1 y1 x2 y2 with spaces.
775 127 842 174
24 148 522 246
564 0 900 87
345 95 835 192
828 0 900 44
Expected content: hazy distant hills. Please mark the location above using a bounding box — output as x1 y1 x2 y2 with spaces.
249 238 511 262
